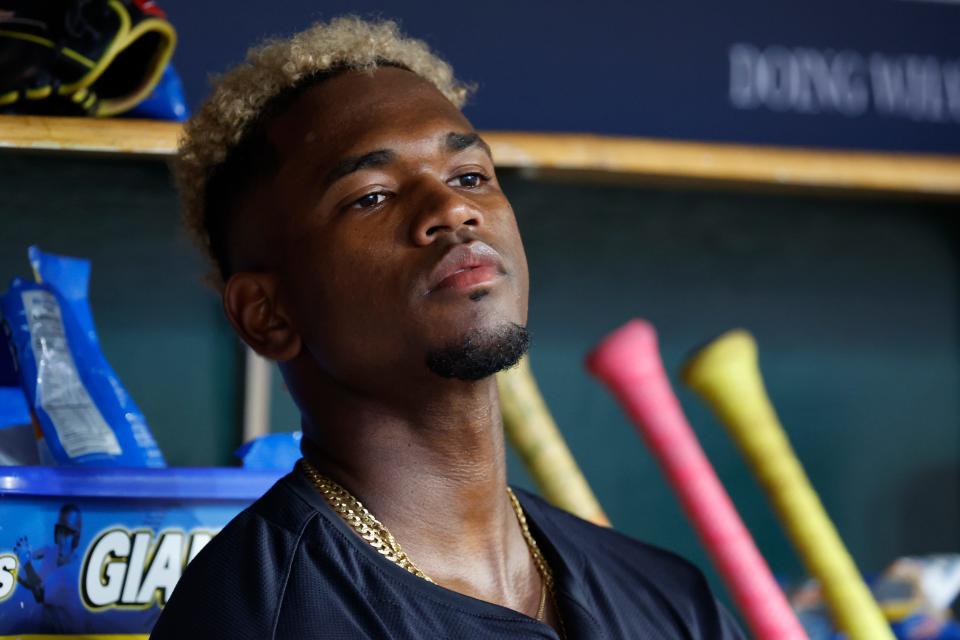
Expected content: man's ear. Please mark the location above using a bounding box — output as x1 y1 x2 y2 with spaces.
222 272 301 362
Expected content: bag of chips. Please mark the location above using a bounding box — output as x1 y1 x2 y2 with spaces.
0 247 165 466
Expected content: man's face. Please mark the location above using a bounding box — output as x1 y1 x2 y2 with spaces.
54 510 80 564
249 67 529 393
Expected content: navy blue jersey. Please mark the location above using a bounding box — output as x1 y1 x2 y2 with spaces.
152 468 744 639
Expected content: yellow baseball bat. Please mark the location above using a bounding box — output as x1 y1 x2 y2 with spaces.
497 356 610 526
682 330 893 640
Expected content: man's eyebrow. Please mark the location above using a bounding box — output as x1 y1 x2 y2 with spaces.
324 149 396 187
444 132 492 157
322 135 489 187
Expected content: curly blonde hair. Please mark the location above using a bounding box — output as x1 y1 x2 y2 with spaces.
176 16 471 285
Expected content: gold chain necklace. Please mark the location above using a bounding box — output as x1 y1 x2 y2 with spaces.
299 458 559 624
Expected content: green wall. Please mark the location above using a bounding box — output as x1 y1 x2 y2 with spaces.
2 153 957 594
500 172 960 587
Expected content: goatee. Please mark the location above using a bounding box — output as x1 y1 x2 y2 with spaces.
425 324 530 381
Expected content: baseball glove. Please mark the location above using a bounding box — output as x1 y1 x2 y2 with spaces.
0 0 176 116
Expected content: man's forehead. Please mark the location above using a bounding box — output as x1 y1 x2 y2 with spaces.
266 67 471 161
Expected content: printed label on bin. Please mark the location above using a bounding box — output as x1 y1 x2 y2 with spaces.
0 496 243 635
22 290 121 458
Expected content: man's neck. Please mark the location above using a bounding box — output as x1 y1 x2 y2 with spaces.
298 373 541 613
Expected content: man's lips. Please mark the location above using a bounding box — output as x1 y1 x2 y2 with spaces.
426 242 504 294
434 265 500 291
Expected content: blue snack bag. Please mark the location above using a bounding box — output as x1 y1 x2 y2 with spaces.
28 246 97 344
0 317 48 465
235 432 302 470
0 247 165 467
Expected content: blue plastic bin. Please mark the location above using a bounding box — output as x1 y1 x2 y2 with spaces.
0 466 285 637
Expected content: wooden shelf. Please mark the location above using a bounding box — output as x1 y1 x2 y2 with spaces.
0 115 180 156
2 115 960 196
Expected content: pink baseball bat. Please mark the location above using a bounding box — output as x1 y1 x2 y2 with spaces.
586 320 806 640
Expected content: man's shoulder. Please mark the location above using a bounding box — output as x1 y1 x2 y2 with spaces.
151 471 321 639
517 489 745 639
517 488 701 577
195 469 322 562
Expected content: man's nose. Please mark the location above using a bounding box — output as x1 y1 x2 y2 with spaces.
409 178 483 246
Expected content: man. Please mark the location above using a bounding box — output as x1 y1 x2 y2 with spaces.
15 504 83 631
153 16 744 640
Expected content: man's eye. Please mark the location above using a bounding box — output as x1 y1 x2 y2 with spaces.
452 173 487 188
350 192 388 209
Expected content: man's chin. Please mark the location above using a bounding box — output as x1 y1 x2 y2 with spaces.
424 323 530 381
